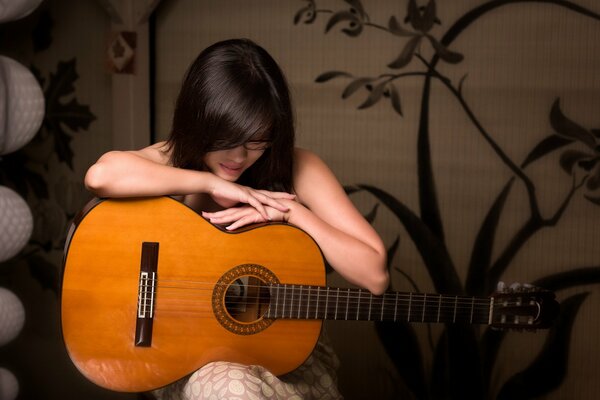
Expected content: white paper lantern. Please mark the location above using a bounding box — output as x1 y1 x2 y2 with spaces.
0 367 19 400
0 55 45 155
0 288 25 347
0 186 33 263
0 0 43 23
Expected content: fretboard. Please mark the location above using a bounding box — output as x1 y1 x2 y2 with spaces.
265 285 492 325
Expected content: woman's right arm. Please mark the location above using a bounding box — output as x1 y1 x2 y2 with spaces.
84 142 293 218
84 142 215 198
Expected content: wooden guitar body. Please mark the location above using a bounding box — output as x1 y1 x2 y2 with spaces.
61 196 324 392
62 197 559 393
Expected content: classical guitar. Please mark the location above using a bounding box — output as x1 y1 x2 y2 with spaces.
61 196 558 392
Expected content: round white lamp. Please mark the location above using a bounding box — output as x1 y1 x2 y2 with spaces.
0 55 45 155
0 287 25 346
0 186 33 263
0 0 44 23
0 367 19 400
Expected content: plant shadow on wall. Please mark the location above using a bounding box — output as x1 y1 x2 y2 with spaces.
294 1 600 399
0 9 95 297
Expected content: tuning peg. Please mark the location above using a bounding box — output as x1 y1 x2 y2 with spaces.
496 281 506 292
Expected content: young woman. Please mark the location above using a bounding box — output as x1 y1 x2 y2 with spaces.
85 38 388 399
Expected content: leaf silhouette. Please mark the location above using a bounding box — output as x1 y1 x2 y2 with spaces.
357 82 386 109
389 84 403 116
521 134 573 169
42 59 96 169
376 321 426 399
315 71 352 83
293 2 316 25
388 16 416 37
432 326 484 399
358 184 461 294
325 11 361 37
497 293 588 399
584 194 600 205
559 149 590 174
466 179 514 296
550 98 596 148
342 77 373 99
425 34 463 64
388 35 421 69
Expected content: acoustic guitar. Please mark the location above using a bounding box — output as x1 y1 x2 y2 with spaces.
61 196 558 392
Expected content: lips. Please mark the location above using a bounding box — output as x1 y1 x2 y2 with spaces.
219 163 243 176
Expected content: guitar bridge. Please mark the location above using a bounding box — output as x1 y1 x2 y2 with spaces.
135 242 159 347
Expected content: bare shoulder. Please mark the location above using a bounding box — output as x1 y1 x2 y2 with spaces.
293 147 330 174
293 147 344 204
131 141 171 165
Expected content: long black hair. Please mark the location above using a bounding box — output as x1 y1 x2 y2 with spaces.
165 38 295 192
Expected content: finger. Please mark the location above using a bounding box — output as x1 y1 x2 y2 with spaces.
246 196 270 220
251 191 290 212
208 209 252 224
203 207 244 219
226 214 263 231
256 190 296 199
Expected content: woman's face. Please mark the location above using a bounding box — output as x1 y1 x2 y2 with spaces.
203 144 267 182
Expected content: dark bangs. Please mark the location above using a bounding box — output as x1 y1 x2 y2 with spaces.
166 39 295 192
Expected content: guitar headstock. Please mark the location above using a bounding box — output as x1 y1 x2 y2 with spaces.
490 283 559 331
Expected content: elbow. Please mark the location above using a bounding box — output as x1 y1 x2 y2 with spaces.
368 268 390 296
366 252 390 296
84 152 120 196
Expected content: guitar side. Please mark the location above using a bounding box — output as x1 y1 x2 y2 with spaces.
61 197 325 392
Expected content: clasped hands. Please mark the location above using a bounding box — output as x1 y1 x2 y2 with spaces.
202 178 296 230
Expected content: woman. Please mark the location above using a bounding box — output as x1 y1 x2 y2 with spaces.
85 38 388 399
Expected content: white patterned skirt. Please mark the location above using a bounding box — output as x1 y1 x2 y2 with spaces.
152 335 342 400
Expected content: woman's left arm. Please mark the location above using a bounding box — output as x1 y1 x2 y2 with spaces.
203 148 389 294
285 148 389 295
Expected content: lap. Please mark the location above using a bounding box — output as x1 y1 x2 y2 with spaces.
153 338 342 400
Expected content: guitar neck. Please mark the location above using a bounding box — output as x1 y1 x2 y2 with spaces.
265 285 492 325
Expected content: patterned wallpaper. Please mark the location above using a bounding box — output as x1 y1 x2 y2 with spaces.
154 1 600 399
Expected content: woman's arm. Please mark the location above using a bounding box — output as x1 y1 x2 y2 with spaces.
204 148 389 295
287 149 389 295
84 142 294 219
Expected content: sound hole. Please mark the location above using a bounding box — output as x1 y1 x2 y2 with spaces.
224 276 271 323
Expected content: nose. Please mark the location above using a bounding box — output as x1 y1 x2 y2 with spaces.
227 145 247 162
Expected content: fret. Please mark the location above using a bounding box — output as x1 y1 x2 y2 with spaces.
324 288 330 319
453 295 457 323
368 293 373 320
297 286 302 319
356 290 361 320
315 287 320 319
393 292 398 321
436 294 442 323
345 288 350 320
268 284 274 318
380 293 385 321
470 296 475 324
282 285 287 319
407 293 412 322
306 286 311 319
421 293 427 322
289 285 294 319
334 288 340 320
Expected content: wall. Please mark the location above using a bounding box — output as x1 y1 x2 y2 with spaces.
153 0 600 399
0 0 599 398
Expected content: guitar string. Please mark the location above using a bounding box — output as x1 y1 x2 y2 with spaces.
138 295 500 313
140 282 496 306
134 308 495 321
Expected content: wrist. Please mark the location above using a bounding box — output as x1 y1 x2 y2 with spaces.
281 199 302 224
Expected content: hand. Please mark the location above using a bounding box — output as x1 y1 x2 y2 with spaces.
203 203 291 230
207 175 295 221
